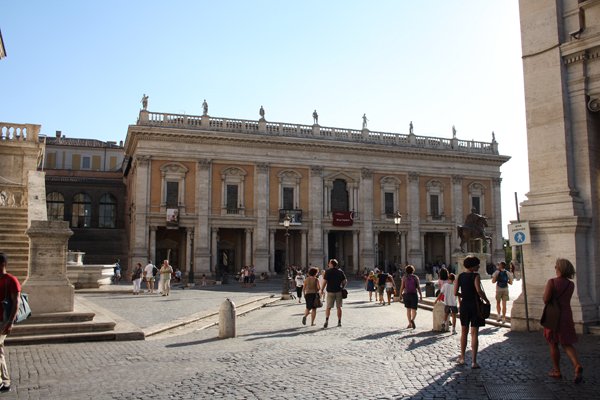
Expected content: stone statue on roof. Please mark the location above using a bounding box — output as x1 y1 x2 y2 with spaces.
409 121 414 134
202 99 208 116
313 110 319 124
362 113 368 129
259 105 265 119
452 125 457 138
141 94 148 111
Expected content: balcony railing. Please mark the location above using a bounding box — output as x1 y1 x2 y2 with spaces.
137 111 500 155
279 209 302 225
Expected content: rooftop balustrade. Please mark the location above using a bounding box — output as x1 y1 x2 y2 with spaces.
0 122 41 142
137 111 499 155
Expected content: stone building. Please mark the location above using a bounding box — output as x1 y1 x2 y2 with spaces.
42 131 128 267
123 107 509 279
514 0 600 332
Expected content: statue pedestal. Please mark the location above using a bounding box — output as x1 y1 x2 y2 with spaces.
22 220 75 313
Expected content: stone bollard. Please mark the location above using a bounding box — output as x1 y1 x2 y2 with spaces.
432 301 447 332
218 298 236 339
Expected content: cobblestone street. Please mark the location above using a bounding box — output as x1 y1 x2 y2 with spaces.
4 281 598 399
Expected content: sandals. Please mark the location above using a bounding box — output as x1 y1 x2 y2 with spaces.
457 357 465 366
547 369 562 379
471 363 481 369
574 365 583 384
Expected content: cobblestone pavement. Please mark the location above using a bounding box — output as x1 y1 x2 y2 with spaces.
5 279 597 399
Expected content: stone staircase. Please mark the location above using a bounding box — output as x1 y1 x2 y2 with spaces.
6 296 144 345
0 206 29 281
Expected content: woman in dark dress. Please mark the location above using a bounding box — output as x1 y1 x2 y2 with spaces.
544 258 583 383
454 256 490 369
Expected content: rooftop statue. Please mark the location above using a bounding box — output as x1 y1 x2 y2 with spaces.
313 110 319 125
362 113 368 129
202 99 208 116
409 121 414 134
259 105 265 119
141 94 148 111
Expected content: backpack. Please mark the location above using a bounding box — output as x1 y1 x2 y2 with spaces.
497 270 509 288
378 273 387 285
404 275 417 294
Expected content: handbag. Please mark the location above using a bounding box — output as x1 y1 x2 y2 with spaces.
477 299 491 319
540 280 569 331
314 295 323 308
341 288 348 299
3 278 32 323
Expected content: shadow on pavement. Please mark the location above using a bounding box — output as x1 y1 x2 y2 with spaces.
164 337 222 348
239 326 323 341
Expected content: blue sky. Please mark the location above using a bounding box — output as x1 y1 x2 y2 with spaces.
1 1 527 236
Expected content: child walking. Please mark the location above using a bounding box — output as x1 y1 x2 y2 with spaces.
434 273 459 334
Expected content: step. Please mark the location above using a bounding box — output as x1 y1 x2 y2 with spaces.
5 331 121 346
21 311 95 324
11 320 116 336
588 325 600 335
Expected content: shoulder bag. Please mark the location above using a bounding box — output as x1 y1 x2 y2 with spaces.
540 279 569 331
475 275 491 320
3 278 32 324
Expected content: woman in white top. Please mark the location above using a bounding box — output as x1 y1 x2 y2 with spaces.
295 272 305 303
160 260 173 296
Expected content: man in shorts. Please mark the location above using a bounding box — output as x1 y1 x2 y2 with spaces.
321 259 347 328
491 261 513 323
144 260 156 294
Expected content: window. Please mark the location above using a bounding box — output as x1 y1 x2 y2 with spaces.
468 182 485 215
226 184 238 213
160 162 188 212
82 156 91 170
221 167 246 216
426 180 444 221
166 182 179 207
46 192 64 221
45 152 56 169
72 193 92 228
99 193 116 228
283 187 294 210
331 179 349 212
379 176 401 219
384 192 395 215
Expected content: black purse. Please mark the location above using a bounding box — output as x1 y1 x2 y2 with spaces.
540 280 569 331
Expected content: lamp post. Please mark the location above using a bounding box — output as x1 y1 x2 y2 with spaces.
281 214 291 299
394 211 402 262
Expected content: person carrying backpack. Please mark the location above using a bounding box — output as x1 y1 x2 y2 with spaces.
491 261 513 323
399 265 423 329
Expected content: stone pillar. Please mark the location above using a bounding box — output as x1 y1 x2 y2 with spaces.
253 163 270 273
407 172 423 271
444 232 451 265
269 229 275 273
451 175 463 252
22 220 74 313
301 230 307 269
353 230 359 272
244 229 252 266
186 228 194 279
323 229 329 265
308 166 324 267
400 232 407 266
149 226 157 263
195 159 211 275
359 168 375 270
131 155 151 269
491 178 504 262
211 228 218 274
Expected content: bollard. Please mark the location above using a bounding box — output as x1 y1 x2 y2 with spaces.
218 298 236 339
432 301 447 332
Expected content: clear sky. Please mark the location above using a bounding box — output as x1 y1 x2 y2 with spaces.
1 1 528 236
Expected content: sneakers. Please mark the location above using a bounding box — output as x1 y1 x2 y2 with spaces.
323 320 328 329
502 316 506 324
0 383 11 392
337 321 342 327
302 316 306 325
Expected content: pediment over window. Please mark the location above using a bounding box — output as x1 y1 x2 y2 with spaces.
160 162 189 174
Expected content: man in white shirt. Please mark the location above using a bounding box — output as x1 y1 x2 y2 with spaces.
143 261 156 294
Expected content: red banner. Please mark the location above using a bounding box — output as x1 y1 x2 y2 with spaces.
332 211 354 226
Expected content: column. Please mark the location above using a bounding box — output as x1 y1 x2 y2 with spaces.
401 232 407 266
301 229 307 269
211 227 219 274
186 228 194 280
308 166 324 266
491 178 504 262
359 168 375 269
323 229 329 265
244 229 253 266
131 155 151 269
407 172 423 271
451 175 463 252
353 230 359 273
444 232 451 265
269 229 276 273
195 159 211 275
254 163 270 273
149 226 157 264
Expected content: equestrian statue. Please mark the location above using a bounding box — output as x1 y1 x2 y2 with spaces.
457 208 492 252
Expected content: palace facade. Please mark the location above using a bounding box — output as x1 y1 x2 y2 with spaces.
124 108 509 279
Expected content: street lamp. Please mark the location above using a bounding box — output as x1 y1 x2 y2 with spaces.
394 211 402 260
281 214 291 299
